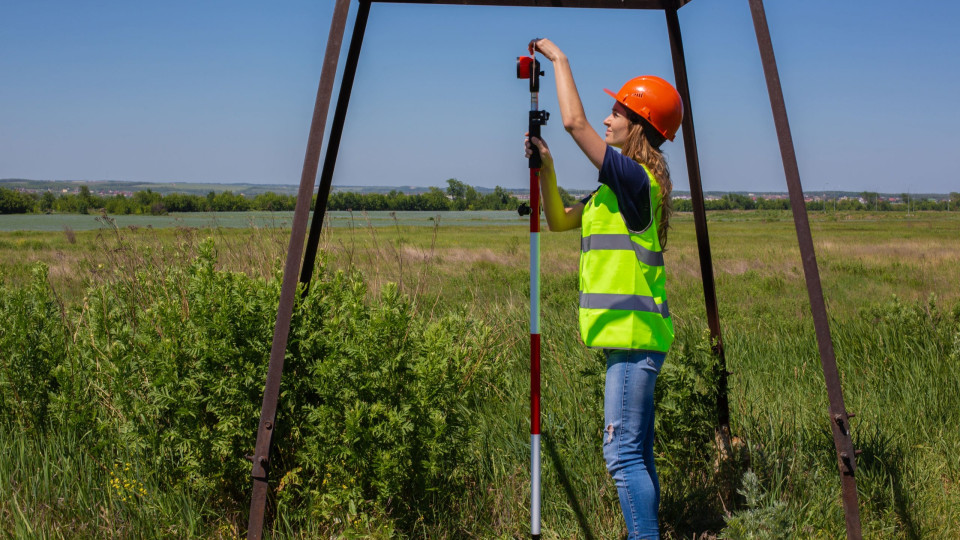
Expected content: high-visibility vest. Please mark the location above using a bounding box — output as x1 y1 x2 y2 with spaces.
578 165 673 352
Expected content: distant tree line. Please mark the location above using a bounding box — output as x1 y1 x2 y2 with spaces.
673 192 960 212
0 179 580 215
325 180 579 211
0 185 298 215
2 183 958 215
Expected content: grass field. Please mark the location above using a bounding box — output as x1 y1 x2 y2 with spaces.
3 210 955 312
1 210 958 538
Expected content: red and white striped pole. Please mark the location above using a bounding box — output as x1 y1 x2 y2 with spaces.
529 163 542 540
518 49 548 540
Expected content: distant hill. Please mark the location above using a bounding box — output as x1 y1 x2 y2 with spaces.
0 178 953 201
0 178 541 198
0 178 303 197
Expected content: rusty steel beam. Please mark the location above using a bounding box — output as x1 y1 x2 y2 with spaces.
246 0 352 538
747 0 862 538
664 8 731 436
301 1 372 286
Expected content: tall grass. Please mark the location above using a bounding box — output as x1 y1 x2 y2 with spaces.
1 211 958 538
0 426 218 538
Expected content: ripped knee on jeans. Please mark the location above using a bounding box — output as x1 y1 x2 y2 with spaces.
605 423 615 444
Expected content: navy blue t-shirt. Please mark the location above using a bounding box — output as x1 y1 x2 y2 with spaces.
579 146 653 232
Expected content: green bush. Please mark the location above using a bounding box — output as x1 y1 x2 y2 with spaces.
0 240 504 534
657 328 720 469
656 327 728 532
720 470 793 539
283 276 500 527
0 263 68 428
48 240 280 503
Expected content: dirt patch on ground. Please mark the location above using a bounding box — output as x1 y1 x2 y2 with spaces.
722 260 751 276
437 247 510 266
818 238 960 264
399 244 441 262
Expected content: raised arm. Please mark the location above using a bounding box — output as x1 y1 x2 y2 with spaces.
530 39 607 169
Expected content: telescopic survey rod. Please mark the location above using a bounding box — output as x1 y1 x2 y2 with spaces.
517 47 548 540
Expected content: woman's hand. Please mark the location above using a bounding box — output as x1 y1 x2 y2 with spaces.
529 38 565 63
527 38 606 168
524 133 554 171
525 133 584 232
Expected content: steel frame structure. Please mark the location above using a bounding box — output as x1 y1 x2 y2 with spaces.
246 1 863 538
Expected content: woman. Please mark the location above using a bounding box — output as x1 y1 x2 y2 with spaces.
524 38 682 540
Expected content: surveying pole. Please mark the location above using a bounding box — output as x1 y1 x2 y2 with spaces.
517 47 549 540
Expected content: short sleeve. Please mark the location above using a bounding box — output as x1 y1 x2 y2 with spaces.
597 146 652 232
579 189 597 206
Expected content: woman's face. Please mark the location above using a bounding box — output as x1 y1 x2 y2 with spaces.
603 102 632 148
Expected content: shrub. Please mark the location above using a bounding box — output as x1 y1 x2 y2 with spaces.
45 240 279 503
0 264 68 428
1 240 503 533
656 328 721 467
720 470 793 539
280 274 499 528
656 328 728 532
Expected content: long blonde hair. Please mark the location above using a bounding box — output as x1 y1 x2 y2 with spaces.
620 117 672 250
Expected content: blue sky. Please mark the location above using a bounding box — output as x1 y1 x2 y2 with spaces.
2 1 959 194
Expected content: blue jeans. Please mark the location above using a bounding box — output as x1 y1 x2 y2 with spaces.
603 350 666 540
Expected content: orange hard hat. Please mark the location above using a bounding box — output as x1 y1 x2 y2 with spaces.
604 76 684 141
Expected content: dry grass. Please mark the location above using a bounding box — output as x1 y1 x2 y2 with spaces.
2 211 958 315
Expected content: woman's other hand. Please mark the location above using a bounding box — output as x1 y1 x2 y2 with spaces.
529 38 566 63
524 134 554 170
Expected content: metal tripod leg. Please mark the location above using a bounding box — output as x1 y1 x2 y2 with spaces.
300 1 373 287
747 0 862 537
664 7 732 441
246 0 352 537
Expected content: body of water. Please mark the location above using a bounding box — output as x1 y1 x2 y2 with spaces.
0 210 528 232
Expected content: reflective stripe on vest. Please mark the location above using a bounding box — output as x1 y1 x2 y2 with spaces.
579 166 673 352
580 234 664 267
579 292 670 319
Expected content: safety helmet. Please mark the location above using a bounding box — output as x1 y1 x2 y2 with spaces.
604 76 683 141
